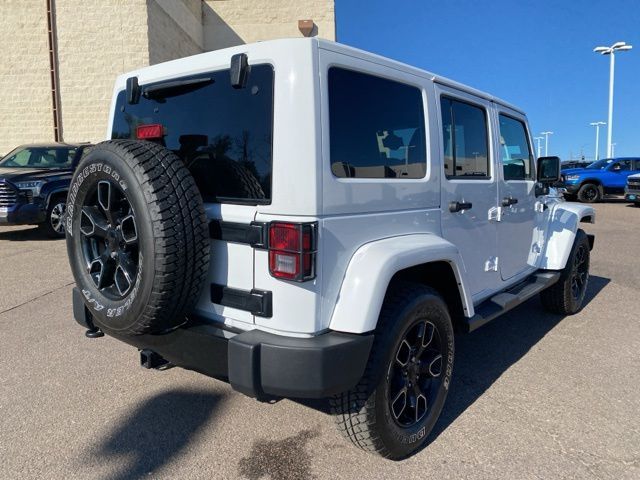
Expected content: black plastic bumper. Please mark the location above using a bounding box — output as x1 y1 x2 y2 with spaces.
72 288 373 399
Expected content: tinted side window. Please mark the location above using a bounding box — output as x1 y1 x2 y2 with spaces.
499 114 533 180
328 68 426 179
613 160 631 171
37 148 76 167
440 97 490 178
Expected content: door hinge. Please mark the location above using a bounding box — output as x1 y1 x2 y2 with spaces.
485 256 499 272
488 206 503 222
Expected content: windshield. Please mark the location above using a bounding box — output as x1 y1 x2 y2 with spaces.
0 146 77 169
586 159 613 170
111 64 274 204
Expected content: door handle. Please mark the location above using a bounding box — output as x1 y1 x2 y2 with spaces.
501 196 518 207
449 201 473 213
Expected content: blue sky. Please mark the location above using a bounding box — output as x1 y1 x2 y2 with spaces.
336 0 640 160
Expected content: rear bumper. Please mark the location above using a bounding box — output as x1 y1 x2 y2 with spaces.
72 288 373 399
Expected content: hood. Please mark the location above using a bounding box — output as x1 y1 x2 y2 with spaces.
561 167 598 176
0 167 72 183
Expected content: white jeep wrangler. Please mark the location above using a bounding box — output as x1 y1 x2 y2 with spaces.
66 38 595 459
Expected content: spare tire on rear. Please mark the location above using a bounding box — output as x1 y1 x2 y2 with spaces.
65 140 210 335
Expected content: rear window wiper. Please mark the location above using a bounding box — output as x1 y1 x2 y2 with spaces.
142 77 213 100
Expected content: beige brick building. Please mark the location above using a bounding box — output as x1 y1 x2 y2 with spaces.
0 0 336 155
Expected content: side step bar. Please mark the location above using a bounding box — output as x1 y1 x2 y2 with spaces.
465 271 561 332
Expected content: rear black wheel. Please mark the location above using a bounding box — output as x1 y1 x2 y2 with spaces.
331 283 454 459
387 318 445 429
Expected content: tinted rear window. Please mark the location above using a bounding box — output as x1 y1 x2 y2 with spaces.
111 64 274 204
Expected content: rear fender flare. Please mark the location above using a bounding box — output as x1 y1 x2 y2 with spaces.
329 234 473 334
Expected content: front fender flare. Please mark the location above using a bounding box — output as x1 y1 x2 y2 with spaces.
329 234 473 334
539 202 595 270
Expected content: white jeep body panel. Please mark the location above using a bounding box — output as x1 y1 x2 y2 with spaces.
107 38 593 337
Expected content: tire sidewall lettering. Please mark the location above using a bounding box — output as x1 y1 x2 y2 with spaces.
67 162 127 236
68 158 142 321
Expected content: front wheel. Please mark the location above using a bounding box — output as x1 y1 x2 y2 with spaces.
540 229 590 315
577 183 601 203
330 283 454 459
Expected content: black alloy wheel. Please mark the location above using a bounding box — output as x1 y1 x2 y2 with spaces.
570 243 589 302
577 183 601 203
331 283 454 459
80 180 139 299
388 319 444 428
540 228 591 315
583 186 598 201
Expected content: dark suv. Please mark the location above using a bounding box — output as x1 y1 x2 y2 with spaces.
0 143 91 237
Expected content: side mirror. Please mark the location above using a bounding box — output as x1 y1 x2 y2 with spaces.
537 156 561 184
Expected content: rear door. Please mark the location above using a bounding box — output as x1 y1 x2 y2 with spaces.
495 108 537 281
110 64 275 328
436 85 500 301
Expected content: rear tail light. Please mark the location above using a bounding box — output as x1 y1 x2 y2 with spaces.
136 123 164 140
268 222 317 282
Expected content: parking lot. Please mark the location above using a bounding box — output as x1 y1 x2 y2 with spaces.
0 202 638 480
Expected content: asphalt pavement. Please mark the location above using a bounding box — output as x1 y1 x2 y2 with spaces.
1 202 638 479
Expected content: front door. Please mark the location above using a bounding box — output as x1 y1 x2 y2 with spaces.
495 109 537 281
607 158 640 192
437 86 500 301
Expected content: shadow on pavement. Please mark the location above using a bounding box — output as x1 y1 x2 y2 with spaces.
430 274 610 440
87 389 223 480
0 226 58 241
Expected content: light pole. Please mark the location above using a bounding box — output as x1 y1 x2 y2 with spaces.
590 121 606 161
594 41 633 158
540 131 553 156
534 137 543 157
612 143 617 157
